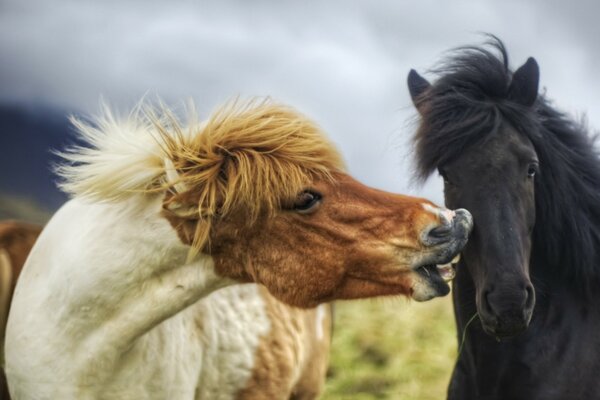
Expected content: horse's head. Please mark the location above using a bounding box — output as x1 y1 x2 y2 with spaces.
205 173 473 307
408 46 540 337
161 101 472 308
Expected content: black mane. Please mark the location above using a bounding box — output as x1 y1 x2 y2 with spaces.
414 38 600 292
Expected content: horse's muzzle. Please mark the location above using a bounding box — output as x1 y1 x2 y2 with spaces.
478 280 535 338
411 209 473 301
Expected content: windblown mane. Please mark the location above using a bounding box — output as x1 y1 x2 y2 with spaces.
57 98 345 253
413 38 600 291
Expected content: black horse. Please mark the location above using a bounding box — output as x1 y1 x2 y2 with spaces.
407 38 600 399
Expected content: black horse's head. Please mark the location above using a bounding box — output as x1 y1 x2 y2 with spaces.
407 40 541 337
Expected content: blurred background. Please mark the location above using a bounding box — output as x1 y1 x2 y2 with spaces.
1 0 598 398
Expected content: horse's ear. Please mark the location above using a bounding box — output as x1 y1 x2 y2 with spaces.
407 69 431 114
508 57 539 107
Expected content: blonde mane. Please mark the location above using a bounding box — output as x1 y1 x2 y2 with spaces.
57 98 345 254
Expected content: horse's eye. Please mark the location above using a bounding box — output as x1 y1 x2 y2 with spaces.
527 163 538 178
293 190 322 214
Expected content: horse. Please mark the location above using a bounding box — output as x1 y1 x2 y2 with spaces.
0 221 43 399
408 37 600 399
5 98 472 399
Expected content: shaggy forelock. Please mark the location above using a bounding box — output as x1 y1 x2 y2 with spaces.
58 98 345 257
159 99 345 253
413 37 537 182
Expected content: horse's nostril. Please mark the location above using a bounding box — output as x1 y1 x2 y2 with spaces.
482 289 495 316
428 224 452 240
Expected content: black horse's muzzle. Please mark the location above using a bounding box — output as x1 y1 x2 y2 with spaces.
478 278 535 338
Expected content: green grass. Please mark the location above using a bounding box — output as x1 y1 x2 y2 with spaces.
322 296 458 400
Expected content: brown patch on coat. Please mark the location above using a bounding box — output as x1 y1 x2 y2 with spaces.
235 286 331 400
0 220 43 400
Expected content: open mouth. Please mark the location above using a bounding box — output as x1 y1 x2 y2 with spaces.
416 254 461 285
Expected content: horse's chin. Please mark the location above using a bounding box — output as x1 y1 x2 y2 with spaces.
479 315 532 339
410 263 457 301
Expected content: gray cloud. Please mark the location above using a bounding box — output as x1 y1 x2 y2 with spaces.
1 0 598 204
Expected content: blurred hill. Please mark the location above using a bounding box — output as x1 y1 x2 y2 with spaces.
0 194 52 224
0 101 75 222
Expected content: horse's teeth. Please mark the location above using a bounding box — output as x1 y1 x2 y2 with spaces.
436 263 456 281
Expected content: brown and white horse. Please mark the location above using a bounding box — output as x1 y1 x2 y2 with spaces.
0 221 43 399
5 99 471 399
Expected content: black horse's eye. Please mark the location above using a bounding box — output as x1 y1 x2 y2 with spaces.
293 190 322 214
527 163 538 178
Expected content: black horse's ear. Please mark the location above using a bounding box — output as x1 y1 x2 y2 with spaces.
508 57 539 107
407 69 431 113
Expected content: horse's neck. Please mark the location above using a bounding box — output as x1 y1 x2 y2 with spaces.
22 196 233 379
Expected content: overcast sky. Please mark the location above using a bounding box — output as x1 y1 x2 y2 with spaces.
1 0 599 204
